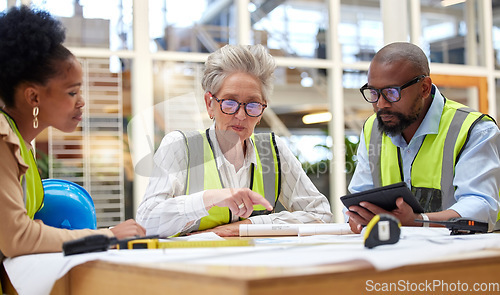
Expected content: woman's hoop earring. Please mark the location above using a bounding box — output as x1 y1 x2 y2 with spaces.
33 106 39 129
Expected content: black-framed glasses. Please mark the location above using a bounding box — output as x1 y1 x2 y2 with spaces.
209 92 267 117
360 75 427 103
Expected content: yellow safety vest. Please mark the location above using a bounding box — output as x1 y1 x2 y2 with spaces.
363 96 497 213
1 110 44 218
180 129 281 231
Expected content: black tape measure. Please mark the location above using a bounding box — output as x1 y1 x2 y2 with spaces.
363 214 401 249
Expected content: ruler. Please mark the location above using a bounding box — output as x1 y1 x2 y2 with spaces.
127 239 253 249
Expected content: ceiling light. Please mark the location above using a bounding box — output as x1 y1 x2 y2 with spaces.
441 0 466 7
302 112 332 124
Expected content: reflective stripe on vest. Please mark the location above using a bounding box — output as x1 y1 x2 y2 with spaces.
364 98 494 212
1 111 44 219
180 129 280 231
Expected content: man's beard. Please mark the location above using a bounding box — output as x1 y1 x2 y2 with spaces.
376 101 422 136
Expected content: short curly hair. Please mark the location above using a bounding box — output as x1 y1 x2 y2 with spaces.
201 44 276 102
0 5 73 107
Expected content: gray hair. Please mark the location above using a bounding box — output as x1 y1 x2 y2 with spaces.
373 42 430 76
201 44 276 102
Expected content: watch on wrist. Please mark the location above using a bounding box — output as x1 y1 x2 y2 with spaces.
420 213 429 227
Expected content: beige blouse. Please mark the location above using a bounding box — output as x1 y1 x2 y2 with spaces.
0 115 113 260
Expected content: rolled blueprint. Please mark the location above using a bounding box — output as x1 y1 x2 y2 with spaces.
298 223 353 236
239 223 353 237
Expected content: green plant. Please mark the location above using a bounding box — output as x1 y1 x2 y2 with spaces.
35 149 49 179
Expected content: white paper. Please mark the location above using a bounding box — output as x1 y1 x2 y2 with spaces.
167 232 225 241
4 228 500 295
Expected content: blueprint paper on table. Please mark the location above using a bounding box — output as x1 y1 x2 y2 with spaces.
4 228 500 295
239 223 353 236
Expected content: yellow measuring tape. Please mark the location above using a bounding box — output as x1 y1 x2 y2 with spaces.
120 239 253 250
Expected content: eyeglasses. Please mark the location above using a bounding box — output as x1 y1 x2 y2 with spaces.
360 75 427 103
210 92 267 117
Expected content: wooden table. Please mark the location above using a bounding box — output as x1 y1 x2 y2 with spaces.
47 248 500 295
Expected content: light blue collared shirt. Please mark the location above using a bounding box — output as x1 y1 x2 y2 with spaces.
348 85 500 229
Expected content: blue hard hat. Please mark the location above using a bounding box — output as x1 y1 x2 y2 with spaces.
34 179 97 230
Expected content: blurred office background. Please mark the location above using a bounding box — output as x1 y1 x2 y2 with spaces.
1 0 499 226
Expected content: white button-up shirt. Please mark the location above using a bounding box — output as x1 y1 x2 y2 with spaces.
348 86 500 229
137 124 333 237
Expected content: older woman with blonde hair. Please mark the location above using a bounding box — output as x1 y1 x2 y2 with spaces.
137 44 332 237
